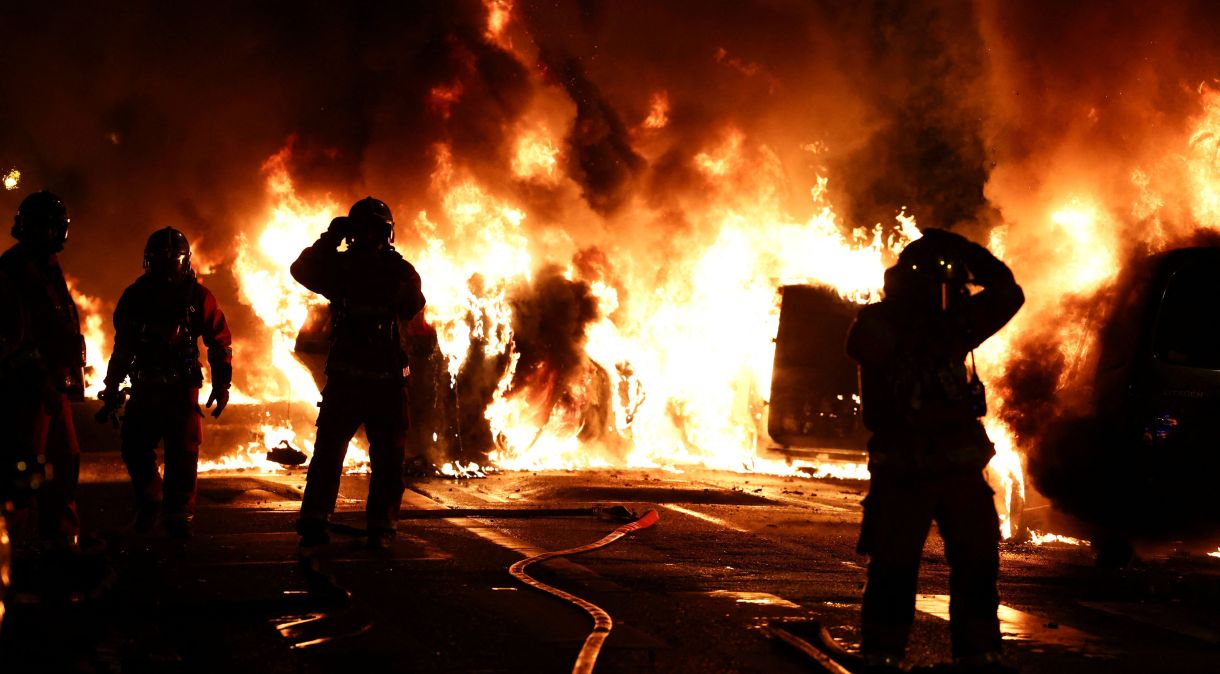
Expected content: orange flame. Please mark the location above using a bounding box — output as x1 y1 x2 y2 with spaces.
1029 531 1087 547
63 275 109 398
643 92 670 130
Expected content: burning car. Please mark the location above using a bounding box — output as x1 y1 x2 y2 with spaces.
1030 245 1220 556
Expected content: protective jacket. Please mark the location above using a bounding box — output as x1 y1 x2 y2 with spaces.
0 244 84 401
103 274 232 391
847 240 1023 476
290 236 425 380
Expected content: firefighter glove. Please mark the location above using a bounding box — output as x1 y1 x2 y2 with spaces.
206 387 230 419
95 386 127 427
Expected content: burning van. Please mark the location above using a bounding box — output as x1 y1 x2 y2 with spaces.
768 284 868 457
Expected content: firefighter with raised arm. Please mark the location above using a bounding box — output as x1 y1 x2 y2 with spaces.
290 197 425 550
846 229 1024 673
0 191 85 547
96 228 232 539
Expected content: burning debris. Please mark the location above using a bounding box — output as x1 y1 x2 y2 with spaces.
1029 531 1088 547
266 440 308 467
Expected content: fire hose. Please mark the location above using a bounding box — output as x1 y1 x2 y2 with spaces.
508 509 660 674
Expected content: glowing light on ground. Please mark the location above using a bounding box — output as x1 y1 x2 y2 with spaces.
1029 531 1088 547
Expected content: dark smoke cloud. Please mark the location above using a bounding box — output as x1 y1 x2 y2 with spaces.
1002 230 1220 542
452 264 603 456
826 0 993 230
0 0 1001 304
540 51 644 215
509 264 599 390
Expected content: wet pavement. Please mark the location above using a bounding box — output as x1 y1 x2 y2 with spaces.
2 456 1219 673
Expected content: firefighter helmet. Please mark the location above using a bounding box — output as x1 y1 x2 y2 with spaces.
143 227 193 280
885 230 971 307
12 190 71 252
347 196 395 245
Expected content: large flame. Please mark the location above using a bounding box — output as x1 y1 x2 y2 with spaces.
167 18 1220 548
64 275 109 398
222 127 909 486
225 146 370 473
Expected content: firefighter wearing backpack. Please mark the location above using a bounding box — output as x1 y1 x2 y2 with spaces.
290 197 425 550
96 227 233 539
846 228 1023 673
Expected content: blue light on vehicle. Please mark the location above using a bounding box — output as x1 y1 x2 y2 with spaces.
1142 413 1180 446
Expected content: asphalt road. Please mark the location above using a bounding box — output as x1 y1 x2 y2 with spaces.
2 458 1219 673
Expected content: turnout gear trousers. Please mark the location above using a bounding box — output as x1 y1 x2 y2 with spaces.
121 385 205 518
2 392 80 540
102 275 232 521
299 376 408 531
858 471 1002 659
0 244 84 541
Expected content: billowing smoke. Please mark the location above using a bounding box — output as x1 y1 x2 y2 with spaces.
509 264 599 387
541 52 644 215
1001 227 1220 543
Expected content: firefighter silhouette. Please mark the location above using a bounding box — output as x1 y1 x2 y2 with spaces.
846 228 1024 672
290 197 425 549
0 191 84 545
97 227 232 539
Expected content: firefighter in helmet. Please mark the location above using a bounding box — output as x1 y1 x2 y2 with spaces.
846 229 1024 672
96 227 233 539
290 196 425 549
0 190 84 546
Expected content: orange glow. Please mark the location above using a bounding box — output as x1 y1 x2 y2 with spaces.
64 275 109 398
694 129 746 178
1048 198 1116 290
428 82 464 120
643 92 669 130
511 126 561 183
216 146 374 473
174 51 1220 550
208 121 911 488
1029 531 1087 547
484 0 513 46
1187 85 1220 228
